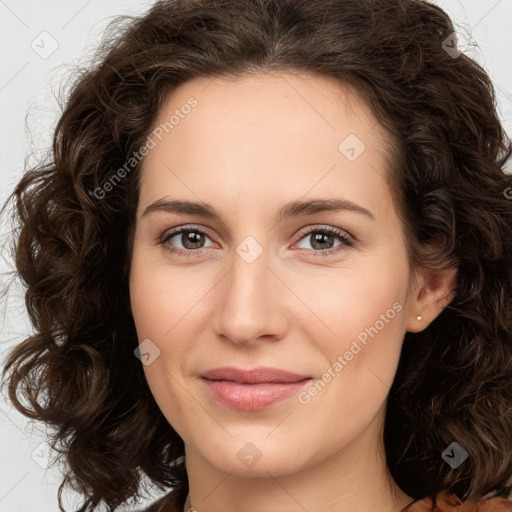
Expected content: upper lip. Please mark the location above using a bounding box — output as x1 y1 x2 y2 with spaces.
201 366 311 384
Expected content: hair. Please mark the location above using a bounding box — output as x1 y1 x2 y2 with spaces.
2 0 512 510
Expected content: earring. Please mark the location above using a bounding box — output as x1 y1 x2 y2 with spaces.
416 315 422 322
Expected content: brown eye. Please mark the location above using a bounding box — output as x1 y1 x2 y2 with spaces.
159 226 215 257
164 230 207 250
293 226 354 257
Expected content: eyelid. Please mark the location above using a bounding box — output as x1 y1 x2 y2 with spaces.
290 224 355 257
293 224 356 245
159 224 216 244
159 223 356 257
159 223 355 243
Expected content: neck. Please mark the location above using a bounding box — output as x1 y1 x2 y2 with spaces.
183 407 413 512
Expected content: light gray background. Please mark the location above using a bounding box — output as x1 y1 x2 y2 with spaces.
1 1 511 510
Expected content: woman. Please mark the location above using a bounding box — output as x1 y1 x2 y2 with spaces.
2 0 512 511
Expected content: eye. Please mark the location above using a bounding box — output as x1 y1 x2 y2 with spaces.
159 225 215 257
292 225 354 257
158 224 354 258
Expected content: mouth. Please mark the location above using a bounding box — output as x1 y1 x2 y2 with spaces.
201 366 311 384
200 366 312 410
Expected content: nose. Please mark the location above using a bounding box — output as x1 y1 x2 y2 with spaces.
211 243 288 346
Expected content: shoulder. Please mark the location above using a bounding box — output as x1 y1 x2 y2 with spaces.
133 489 183 512
403 490 512 512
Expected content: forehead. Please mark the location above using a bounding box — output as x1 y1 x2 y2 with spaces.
138 71 396 221
151 71 385 147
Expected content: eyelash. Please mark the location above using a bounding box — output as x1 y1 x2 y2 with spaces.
158 224 354 259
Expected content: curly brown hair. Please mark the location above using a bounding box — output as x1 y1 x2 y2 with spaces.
2 0 512 510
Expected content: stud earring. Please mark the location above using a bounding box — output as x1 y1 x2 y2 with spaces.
416 315 422 322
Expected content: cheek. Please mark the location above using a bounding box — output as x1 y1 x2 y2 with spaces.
302 266 409 437
129 257 193 431
128 251 210 393
129 248 198 341
302 256 409 356
129 232 410 355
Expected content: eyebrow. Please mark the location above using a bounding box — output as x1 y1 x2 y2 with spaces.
141 197 375 222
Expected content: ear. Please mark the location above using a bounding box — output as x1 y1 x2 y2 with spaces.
405 266 457 333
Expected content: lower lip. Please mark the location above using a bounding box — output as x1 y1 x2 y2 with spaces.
201 378 312 410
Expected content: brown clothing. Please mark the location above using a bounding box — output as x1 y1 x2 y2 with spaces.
136 488 512 512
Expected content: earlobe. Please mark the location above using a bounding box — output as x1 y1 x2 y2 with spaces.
406 267 457 333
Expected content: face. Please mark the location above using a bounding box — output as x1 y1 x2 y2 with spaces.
129 71 419 478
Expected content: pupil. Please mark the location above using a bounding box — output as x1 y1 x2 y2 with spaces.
313 232 333 250
184 231 203 248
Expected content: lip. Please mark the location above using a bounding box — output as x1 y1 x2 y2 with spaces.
201 366 310 384
200 366 312 410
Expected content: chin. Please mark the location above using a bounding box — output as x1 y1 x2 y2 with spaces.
197 436 313 477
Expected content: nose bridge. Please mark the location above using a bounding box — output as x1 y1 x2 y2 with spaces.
213 236 284 344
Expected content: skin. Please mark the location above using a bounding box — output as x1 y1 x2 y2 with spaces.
129 71 456 512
